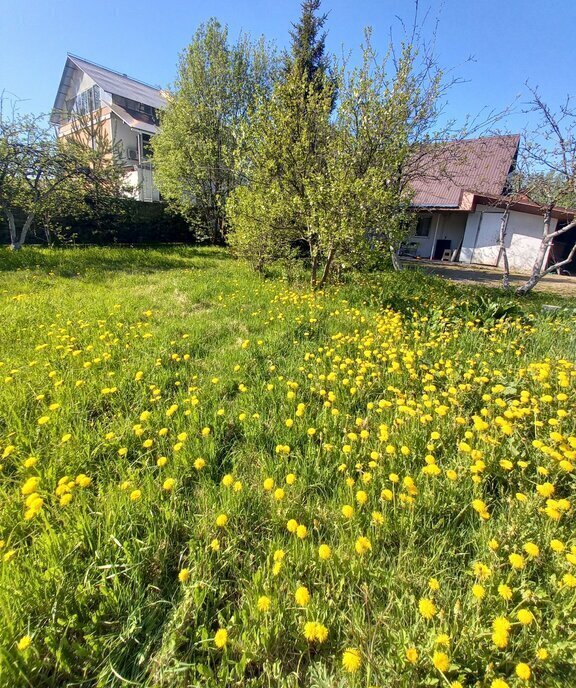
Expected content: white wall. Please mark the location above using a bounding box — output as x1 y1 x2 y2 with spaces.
408 213 467 259
505 208 555 273
110 114 161 202
111 117 139 159
458 204 555 273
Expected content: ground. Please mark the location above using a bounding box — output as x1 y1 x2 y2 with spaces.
403 260 576 297
0 246 575 688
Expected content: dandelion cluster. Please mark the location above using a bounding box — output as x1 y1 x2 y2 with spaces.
0 247 575 686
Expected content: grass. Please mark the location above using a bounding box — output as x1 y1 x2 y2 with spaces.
0 245 575 687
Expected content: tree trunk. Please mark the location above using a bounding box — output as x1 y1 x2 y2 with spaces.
316 246 335 289
5 209 17 249
390 246 402 271
498 209 511 289
516 208 552 295
310 249 319 288
19 213 35 248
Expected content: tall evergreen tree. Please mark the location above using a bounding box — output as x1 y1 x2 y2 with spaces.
285 0 330 87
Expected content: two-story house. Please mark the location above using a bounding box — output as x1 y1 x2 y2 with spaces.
51 54 166 202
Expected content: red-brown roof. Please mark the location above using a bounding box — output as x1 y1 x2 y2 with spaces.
411 134 520 208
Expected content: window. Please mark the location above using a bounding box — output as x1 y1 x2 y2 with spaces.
415 217 432 237
141 133 153 160
67 85 101 119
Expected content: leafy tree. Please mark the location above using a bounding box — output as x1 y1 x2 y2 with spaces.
0 102 82 249
151 19 276 244
0 98 129 249
227 14 444 286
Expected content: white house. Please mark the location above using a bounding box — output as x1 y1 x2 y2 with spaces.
404 135 576 275
51 55 166 202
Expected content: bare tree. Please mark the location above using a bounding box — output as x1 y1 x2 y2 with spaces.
513 87 576 295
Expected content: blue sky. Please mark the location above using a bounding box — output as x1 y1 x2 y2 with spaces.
1 0 575 134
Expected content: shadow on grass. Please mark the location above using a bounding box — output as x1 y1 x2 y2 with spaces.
0 244 232 277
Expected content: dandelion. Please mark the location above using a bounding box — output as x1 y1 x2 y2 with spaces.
294 586 310 606
210 539 220 551
509 553 525 569
257 595 271 612
287 519 298 533
491 680 510 688
523 542 540 558
303 621 328 643
418 598 436 619
515 663 531 681
498 584 513 600
194 458 206 470
406 647 418 664
130 490 141 502
162 478 176 491
472 584 485 599
341 504 354 518
178 568 190 583
517 609 534 625
214 628 228 648
296 524 308 539
318 544 332 560
355 536 371 555
432 651 450 672
216 514 228 527
16 635 32 651
342 647 362 673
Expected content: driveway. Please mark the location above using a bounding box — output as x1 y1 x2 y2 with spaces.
403 260 576 297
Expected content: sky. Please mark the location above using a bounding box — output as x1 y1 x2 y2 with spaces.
1 0 575 135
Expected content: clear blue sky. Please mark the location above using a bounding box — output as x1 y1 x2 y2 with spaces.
1 0 575 134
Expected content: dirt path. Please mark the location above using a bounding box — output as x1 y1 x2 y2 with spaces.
404 260 576 297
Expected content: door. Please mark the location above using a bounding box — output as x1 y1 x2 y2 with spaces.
433 239 451 260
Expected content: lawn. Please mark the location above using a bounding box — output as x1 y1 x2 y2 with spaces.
0 246 575 687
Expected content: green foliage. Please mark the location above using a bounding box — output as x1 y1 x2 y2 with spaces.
0 247 575 688
228 30 431 287
0 99 128 249
151 19 276 244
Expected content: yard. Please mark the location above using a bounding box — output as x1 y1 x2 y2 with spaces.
0 246 575 687
404 260 576 297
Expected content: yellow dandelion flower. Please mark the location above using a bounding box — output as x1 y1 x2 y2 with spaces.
214 628 228 648
418 598 436 619
342 647 361 673
294 586 310 606
432 651 450 673
405 647 418 664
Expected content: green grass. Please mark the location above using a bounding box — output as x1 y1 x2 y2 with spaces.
0 246 575 687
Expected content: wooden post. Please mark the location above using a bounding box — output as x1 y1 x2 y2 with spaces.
429 214 441 260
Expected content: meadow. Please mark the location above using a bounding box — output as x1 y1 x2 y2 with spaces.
0 246 575 688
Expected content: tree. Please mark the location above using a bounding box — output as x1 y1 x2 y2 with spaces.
151 19 276 244
511 88 576 294
0 101 84 250
0 97 128 249
227 7 446 287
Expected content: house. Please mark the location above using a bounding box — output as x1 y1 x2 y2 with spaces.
404 134 576 274
50 55 166 202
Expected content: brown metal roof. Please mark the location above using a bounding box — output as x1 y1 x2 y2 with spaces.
411 134 520 208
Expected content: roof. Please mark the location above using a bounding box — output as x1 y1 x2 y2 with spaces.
411 134 520 208
51 55 165 125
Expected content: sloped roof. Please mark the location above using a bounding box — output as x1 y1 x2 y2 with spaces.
411 134 520 208
67 55 166 109
51 55 166 125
